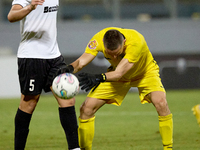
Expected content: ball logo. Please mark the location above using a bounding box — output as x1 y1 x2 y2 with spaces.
60 89 67 97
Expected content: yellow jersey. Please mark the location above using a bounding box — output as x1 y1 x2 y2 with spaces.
85 27 159 82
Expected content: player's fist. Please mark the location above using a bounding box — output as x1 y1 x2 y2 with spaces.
78 73 106 92
55 65 74 76
30 0 45 10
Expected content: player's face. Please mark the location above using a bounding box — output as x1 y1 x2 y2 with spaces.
105 39 126 59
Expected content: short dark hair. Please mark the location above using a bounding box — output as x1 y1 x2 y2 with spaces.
103 29 124 50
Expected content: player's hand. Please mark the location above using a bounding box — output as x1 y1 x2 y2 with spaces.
78 72 106 92
56 65 74 76
30 0 45 10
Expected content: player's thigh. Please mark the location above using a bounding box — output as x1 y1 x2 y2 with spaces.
80 97 108 119
133 75 165 104
147 91 166 103
18 58 46 95
87 81 131 106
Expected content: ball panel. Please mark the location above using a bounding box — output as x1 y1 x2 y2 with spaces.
52 73 79 99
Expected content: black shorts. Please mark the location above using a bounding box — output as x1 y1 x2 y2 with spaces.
18 55 66 95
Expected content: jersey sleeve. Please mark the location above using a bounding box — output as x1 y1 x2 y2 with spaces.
12 0 30 7
85 32 103 56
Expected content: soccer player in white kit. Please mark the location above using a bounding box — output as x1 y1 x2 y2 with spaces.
7 0 80 150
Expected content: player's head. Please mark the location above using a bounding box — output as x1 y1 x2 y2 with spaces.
103 29 126 58
103 29 124 50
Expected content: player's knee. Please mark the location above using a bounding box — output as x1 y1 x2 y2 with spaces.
20 95 40 113
19 100 37 113
80 105 95 118
154 97 169 112
28 100 38 110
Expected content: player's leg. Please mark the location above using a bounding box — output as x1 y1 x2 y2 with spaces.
78 81 131 150
192 104 200 127
16 58 44 150
47 55 80 150
78 97 107 150
15 94 40 150
147 91 173 150
51 88 80 150
136 73 173 150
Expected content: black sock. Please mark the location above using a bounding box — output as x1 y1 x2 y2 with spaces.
15 108 32 150
59 106 79 149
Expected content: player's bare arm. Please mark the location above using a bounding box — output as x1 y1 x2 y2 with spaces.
55 53 95 76
7 0 45 22
71 52 96 73
105 58 134 82
78 57 134 92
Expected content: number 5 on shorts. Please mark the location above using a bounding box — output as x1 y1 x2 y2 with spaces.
29 79 35 91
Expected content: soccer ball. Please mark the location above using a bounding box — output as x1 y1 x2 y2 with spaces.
52 73 79 99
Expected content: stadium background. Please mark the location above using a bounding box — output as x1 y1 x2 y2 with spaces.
0 0 200 98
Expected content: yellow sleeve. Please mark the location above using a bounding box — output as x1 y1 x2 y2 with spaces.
85 27 126 56
85 32 104 56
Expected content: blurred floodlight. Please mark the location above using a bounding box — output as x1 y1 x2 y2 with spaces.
137 13 151 22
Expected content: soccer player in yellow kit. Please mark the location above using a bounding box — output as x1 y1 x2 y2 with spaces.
62 27 173 150
192 104 200 127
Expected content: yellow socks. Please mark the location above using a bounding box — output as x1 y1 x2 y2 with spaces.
78 114 172 150
78 116 95 150
159 113 173 150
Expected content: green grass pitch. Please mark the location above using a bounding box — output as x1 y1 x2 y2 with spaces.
0 89 200 150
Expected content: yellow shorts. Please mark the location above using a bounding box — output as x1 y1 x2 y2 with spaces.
87 73 165 106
